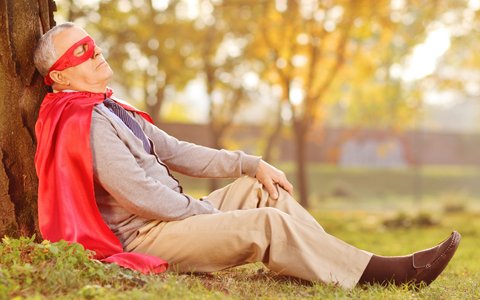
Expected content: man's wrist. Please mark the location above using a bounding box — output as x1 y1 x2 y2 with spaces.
242 155 262 178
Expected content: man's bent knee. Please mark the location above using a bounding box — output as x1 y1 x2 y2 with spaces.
254 207 290 227
233 175 261 188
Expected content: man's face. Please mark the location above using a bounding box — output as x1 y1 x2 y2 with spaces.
51 26 113 92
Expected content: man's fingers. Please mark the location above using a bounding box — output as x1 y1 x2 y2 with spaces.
275 175 293 196
255 160 294 199
264 180 279 199
283 181 294 195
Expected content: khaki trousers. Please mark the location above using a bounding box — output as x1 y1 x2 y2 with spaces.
126 176 372 289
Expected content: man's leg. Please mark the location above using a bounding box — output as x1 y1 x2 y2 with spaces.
126 177 371 288
126 176 460 289
126 205 371 289
205 177 461 287
205 176 325 231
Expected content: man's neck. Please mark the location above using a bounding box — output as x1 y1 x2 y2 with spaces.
53 87 107 94
53 82 108 94
54 89 77 93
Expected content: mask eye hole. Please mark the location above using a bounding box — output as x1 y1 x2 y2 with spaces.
73 43 89 57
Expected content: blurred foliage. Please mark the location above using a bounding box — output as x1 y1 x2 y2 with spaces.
54 0 477 129
54 0 478 203
440 191 471 213
382 210 440 229
429 0 480 98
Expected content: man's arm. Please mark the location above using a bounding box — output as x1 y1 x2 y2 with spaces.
137 114 293 200
91 112 218 221
138 115 260 179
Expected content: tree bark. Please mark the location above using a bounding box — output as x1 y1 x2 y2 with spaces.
0 0 56 238
208 132 222 192
262 113 282 162
263 77 291 162
293 120 309 208
143 70 167 124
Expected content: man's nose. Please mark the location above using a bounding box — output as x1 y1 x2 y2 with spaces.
92 45 102 58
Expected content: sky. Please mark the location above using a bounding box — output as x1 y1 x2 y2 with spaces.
400 28 451 82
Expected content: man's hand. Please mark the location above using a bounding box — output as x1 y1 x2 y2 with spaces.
255 160 294 199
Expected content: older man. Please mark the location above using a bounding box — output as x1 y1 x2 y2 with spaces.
33 22 460 289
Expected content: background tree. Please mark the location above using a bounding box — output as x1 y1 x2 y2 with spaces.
245 0 360 208
51 0 476 208
426 0 479 110
0 0 56 237
195 2 255 190
336 0 466 130
244 0 467 208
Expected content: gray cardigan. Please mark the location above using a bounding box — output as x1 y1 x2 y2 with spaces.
90 103 261 246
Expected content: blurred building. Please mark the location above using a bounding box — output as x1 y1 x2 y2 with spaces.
158 122 480 167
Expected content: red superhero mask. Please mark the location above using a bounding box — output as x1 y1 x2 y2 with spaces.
44 36 96 85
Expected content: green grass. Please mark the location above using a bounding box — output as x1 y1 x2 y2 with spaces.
175 165 480 211
1 209 478 299
2 166 479 299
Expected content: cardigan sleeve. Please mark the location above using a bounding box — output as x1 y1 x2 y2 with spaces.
137 115 261 179
90 110 219 221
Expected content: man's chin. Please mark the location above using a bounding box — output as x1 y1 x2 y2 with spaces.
100 69 114 82
105 68 114 79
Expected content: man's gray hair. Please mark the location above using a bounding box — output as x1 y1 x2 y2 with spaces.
34 22 76 76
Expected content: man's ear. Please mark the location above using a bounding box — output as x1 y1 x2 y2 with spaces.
49 70 70 86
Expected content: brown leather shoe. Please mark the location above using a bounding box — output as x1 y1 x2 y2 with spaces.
410 231 461 288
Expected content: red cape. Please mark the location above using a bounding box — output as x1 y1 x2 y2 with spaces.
35 89 168 274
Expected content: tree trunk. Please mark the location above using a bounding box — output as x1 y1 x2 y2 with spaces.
208 129 222 192
293 120 309 208
0 0 56 238
144 71 166 124
262 101 283 162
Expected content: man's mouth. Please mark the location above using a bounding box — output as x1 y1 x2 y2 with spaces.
96 61 106 69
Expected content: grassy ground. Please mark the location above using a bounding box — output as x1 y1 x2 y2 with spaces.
1 166 479 299
176 165 480 205
1 209 478 299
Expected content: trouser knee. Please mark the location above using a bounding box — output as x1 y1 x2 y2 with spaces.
254 207 291 235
